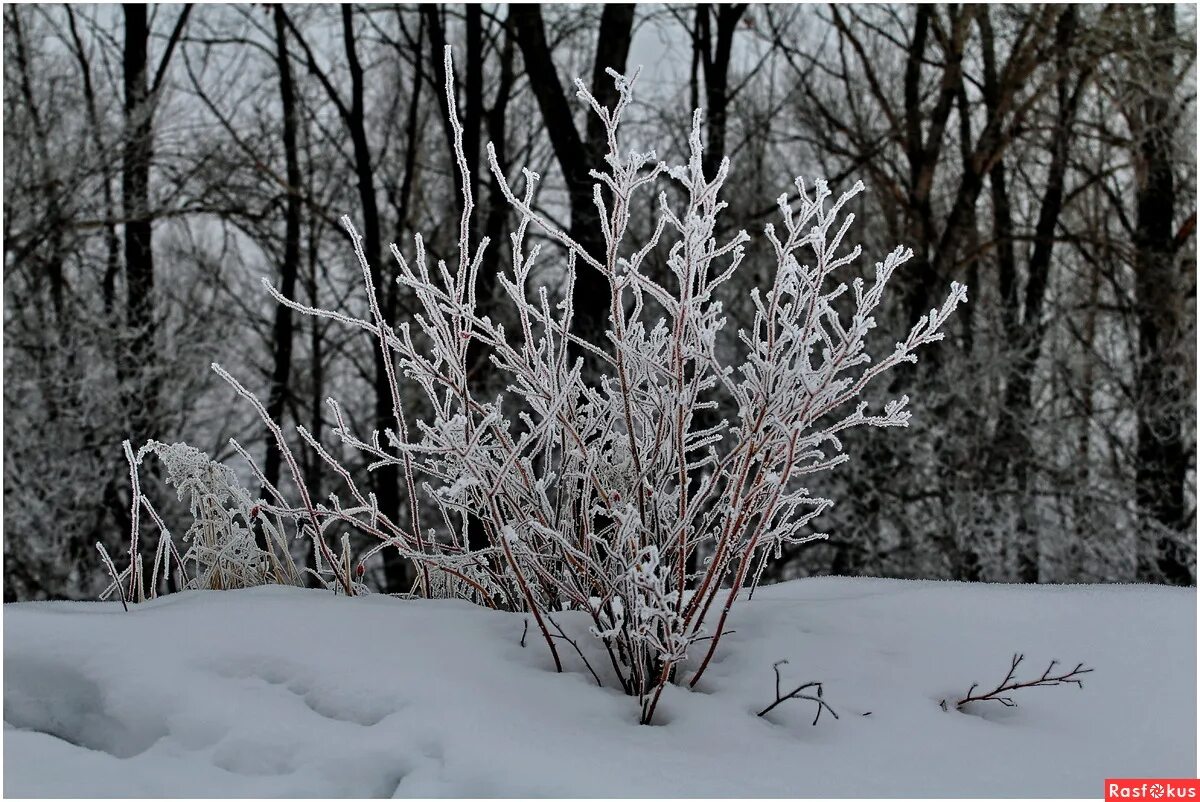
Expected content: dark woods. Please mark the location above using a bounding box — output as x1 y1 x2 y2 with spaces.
3 4 1195 599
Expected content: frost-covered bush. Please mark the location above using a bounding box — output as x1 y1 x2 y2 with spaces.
107 51 964 724
99 440 364 606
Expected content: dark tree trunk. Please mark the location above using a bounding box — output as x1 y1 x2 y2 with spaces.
117 3 190 445
264 5 303 506
985 7 1081 583
686 3 745 582
468 16 519 554
63 5 130 567
893 6 1044 340
424 4 491 363
121 4 156 448
461 5 493 385
511 4 636 371
282 5 415 592
10 9 66 325
341 7 411 593
1009 7 1079 583
1133 5 1191 585
689 7 701 113
418 6 493 557
422 5 464 203
950 66 982 582
696 4 746 182
464 5 484 217
392 9 423 246
303 204 325 588
480 20 515 304
899 5 938 334
65 7 121 321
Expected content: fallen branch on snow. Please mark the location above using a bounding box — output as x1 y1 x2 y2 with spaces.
943 653 1093 710
758 660 839 725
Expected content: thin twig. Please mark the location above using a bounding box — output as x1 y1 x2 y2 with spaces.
547 614 603 687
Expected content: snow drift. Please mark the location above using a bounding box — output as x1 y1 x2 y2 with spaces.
4 577 1194 797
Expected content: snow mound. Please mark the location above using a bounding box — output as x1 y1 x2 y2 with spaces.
4 578 1194 797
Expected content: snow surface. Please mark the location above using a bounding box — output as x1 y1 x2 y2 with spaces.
3 577 1195 797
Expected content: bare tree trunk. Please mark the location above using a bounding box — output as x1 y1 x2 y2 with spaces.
282 5 414 592
469 16 518 554
63 5 130 569
343 6 411 593
986 6 1082 582
1133 5 1191 585
65 7 121 320
1071 265 1101 578
464 5 483 218
422 5 463 204
10 8 66 325
118 3 191 447
263 5 303 507
696 4 747 182
303 203 325 588
391 9 423 246
511 4 636 371
480 20 515 305
121 4 156 449
687 3 745 581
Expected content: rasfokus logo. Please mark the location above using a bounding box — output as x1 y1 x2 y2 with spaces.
1107 779 1200 800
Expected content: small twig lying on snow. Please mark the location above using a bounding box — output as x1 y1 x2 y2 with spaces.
944 653 1093 710
757 660 839 725
520 618 529 648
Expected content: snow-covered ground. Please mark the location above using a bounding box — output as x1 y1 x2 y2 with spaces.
4 577 1194 797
